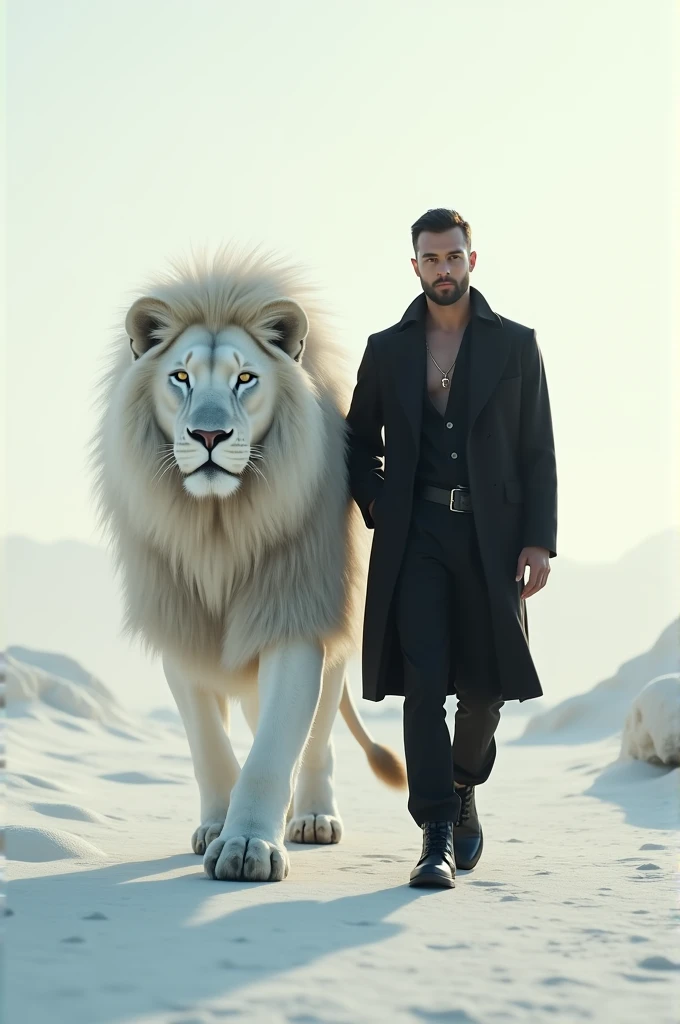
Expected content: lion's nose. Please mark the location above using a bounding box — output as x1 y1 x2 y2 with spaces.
187 428 233 450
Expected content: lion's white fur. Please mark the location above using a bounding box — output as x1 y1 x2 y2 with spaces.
92 249 367 677
90 249 401 881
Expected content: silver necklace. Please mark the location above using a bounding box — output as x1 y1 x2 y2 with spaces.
426 343 458 389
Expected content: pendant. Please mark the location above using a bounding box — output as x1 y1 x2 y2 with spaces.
441 377 450 388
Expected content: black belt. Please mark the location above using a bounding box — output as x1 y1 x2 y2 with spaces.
419 484 473 513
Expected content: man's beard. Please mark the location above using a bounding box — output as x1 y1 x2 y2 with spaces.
421 271 469 306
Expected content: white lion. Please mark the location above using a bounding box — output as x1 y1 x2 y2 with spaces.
92 249 405 882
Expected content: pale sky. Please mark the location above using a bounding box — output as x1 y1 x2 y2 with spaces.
5 0 678 562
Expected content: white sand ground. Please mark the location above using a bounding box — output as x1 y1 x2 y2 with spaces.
5 655 679 1024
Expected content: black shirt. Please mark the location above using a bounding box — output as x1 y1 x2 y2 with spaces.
414 318 473 490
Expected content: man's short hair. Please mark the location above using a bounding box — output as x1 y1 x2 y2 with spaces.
411 208 472 255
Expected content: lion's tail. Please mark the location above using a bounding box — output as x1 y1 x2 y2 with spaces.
339 679 407 789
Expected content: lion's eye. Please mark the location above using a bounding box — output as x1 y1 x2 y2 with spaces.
172 371 189 383
238 372 255 384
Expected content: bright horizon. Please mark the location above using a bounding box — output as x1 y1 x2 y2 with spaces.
5 0 678 563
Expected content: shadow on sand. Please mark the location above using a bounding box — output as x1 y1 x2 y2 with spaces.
9 850 443 1022
584 757 678 830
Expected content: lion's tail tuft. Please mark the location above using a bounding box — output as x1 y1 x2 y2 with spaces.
365 741 408 790
339 679 407 790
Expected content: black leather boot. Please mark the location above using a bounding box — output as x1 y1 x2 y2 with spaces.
453 785 483 871
409 821 456 888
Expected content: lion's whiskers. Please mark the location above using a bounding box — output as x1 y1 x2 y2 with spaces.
245 459 270 491
152 452 179 485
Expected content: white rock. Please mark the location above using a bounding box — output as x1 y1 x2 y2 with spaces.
620 674 680 766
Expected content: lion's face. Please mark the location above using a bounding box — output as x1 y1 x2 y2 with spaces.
151 324 278 498
124 293 310 500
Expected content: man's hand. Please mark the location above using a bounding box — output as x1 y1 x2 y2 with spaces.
515 546 551 599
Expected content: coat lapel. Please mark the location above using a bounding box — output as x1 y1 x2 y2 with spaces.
391 319 426 452
468 315 512 430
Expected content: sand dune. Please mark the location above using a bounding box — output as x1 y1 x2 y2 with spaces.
7 648 132 728
7 826 107 864
517 617 680 744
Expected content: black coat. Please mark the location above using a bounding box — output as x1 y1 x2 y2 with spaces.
346 287 557 703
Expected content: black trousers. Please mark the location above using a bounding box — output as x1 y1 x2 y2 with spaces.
395 495 504 826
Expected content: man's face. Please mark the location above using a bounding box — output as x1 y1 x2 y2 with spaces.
411 227 477 306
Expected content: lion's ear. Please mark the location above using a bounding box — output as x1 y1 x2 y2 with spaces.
259 299 309 363
125 297 172 361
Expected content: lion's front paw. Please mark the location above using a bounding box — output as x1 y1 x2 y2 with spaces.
204 834 290 882
286 813 343 844
191 819 226 856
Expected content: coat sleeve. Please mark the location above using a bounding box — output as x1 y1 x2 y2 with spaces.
345 336 385 529
519 329 558 558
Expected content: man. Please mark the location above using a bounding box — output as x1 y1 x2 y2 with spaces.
346 208 557 889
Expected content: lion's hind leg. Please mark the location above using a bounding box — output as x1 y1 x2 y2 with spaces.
163 656 241 855
286 659 345 846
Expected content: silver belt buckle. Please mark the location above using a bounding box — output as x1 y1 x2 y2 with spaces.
449 487 470 513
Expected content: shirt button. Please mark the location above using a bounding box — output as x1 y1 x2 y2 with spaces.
446 422 453 429
450 452 458 459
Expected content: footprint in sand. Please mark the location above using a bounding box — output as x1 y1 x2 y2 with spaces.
620 973 667 984
360 851 409 860
426 943 470 951
409 1008 479 1023
362 854 409 862
99 771 179 785
542 975 592 987
638 956 680 972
